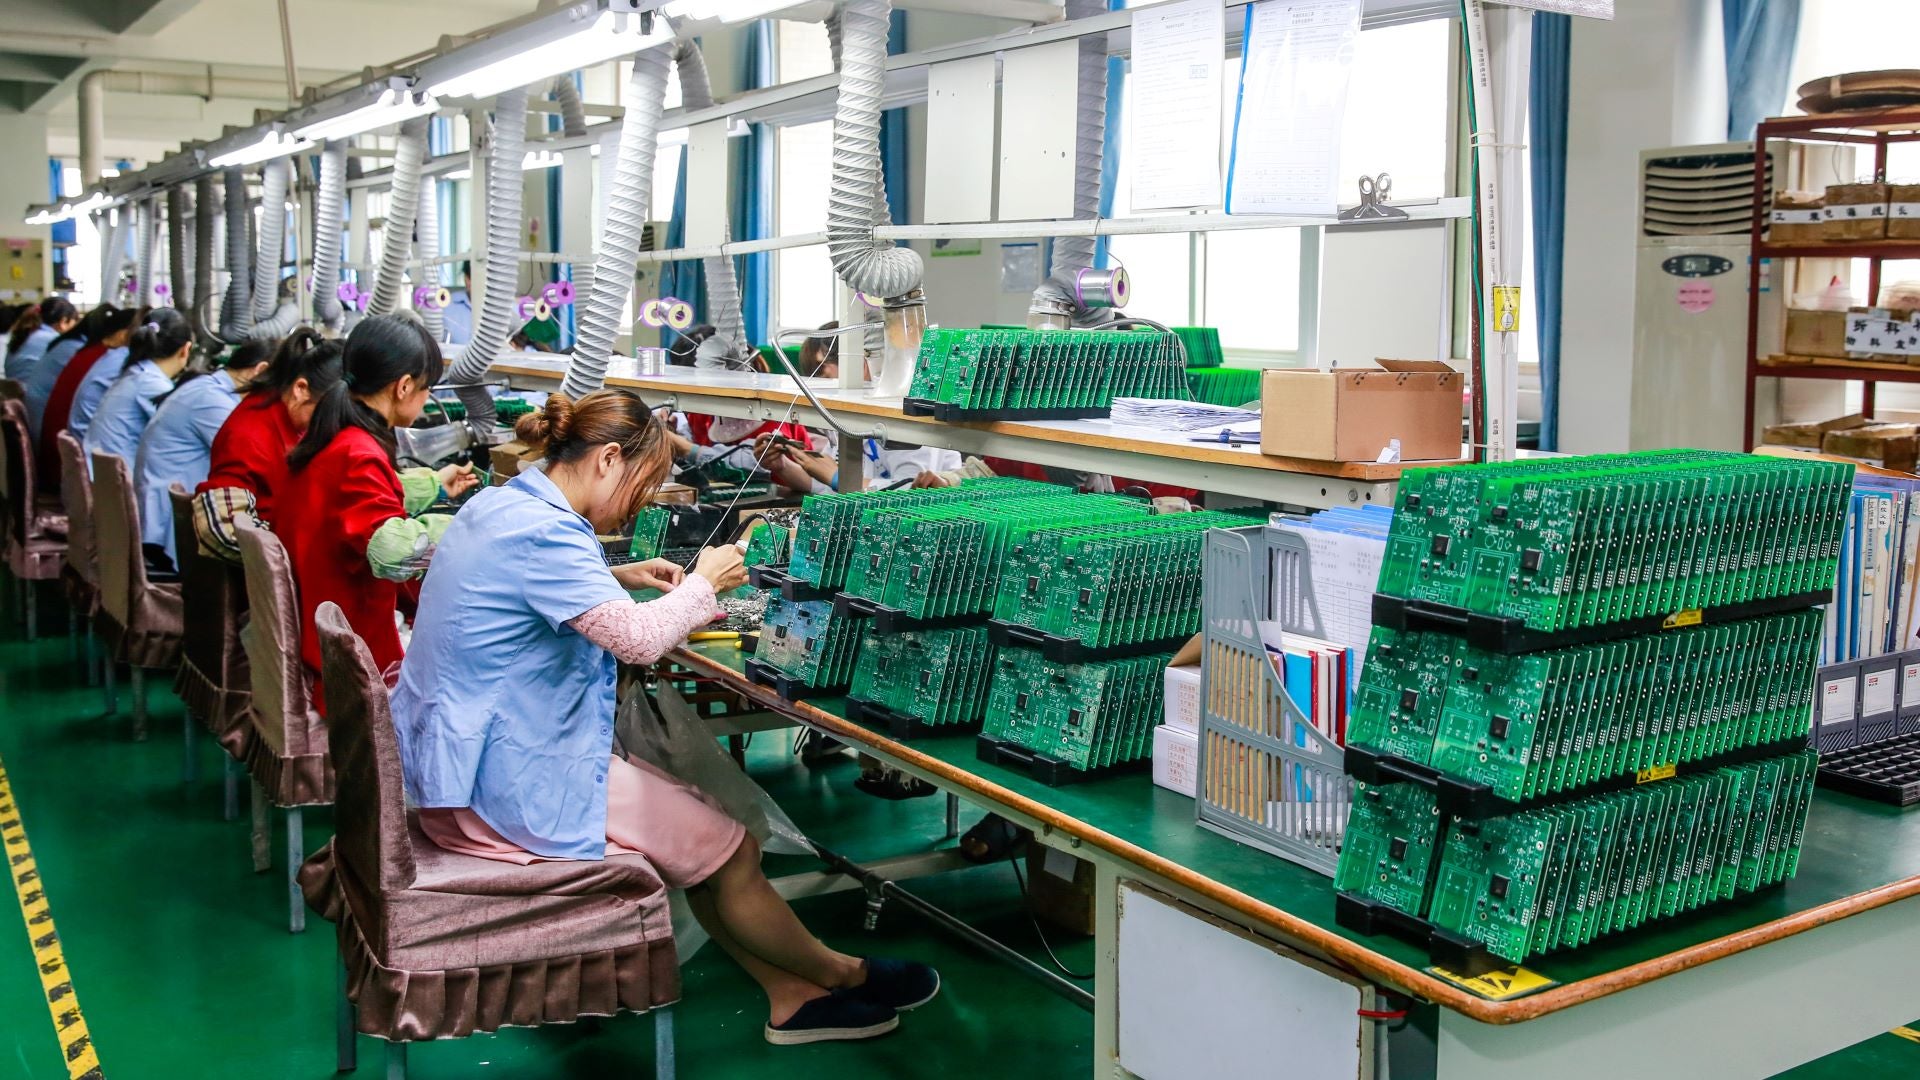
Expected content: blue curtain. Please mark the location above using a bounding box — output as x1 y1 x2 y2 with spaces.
662 148 701 348
1095 0 1126 269
1723 0 1801 140
881 10 909 240
1531 13 1570 451
739 19 775 345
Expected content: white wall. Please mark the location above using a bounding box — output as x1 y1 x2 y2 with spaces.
0 114 54 299
1557 0 1726 453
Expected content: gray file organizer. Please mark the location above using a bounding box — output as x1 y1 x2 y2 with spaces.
1899 653 1920 738
1816 660 1861 753
1196 525 1352 877
1857 656 1901 744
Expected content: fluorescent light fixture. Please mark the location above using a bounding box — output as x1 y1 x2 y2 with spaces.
657 118 750 147
294 85 440 142
446 167 473 181
208 127 316 169
659 0 801 22
24 205 59 225
421 2 670 100
524 149 564 170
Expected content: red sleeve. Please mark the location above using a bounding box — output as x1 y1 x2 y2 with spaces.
202 420 261 493
334 442 407 560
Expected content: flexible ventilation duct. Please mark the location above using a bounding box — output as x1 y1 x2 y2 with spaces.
443 88 529 425
217 169 252 341
825 0 921 303
96 210 122 306
413 170 444 341
1028 0 1108 327
312 140 348 331
134 198 158 309
550 73 588 138
673 41 750 366
369 117 429 316
166 187 189 310
251 159 290 324
192 175 216 342
560 44 672 398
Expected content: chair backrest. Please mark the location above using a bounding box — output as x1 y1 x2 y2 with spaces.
235 516 315 759
313 600 416 893
0 378 24 401
56 432 96 586
0 407 31 548
89 451 146 626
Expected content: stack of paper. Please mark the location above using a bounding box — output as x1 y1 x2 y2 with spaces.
1109 397 1261 431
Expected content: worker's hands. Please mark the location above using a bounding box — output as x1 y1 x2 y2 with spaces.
911 470 952 489
436 462 480 499
613 558 686 592
692 545 749 593
755 434 835 492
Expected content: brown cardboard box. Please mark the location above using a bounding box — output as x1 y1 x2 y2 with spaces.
1784 308 1849 358
1024 845 1094 936
1260 360 1461 463
1823 183 1890 241
488 440 542 483
1846 305 1920 362
1890 183 1920 240
654 482 698 506
1823 424 1920 472
1760 412 1874 448
1770 190 1826 244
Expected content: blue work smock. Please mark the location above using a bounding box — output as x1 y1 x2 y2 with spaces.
67 345 129 442
389 466 630 860
24 337 85 440
5 324 57 380
82 359 173 468
135 369 243 562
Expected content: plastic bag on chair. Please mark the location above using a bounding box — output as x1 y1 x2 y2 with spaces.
615 679 813 856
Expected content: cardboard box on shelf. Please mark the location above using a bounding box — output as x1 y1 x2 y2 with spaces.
1785 308 1850 358
1845 305 1920 363
1770 190 1826 244
488 440 542 483
1761 412 1874 448
1823 183 1891 241
1823 424 1920 473
1259 360 1461 463
1890 183 1920 241
1153 724 1199 798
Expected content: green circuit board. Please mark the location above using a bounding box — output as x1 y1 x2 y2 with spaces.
848 624 997 729
787 477 1061 589
908 327 1191 411
753 596 863 689
981 647 1168 772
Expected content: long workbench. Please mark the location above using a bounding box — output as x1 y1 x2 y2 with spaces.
670 640 1920 1079
492 357 1461 508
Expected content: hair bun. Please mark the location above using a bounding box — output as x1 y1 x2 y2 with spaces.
515 393 574 449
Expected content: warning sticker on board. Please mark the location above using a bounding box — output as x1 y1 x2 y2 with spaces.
1662 609 1704 629
1427 964 1557 1001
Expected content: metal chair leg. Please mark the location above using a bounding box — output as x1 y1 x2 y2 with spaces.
130 667 148 740
182 711 198 783
655 1005 675 1080
287 806 306 934
945 793 961 841
384 1040 406 1080
23 581 36 641
337 960 358 1073
84 628 99 686
222 755 239 821
102 655 117 713
249 779 271 873
68 616 82 673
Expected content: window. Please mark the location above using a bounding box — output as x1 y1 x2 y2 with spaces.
60 164 100 302
1108 18 1451 361
774 19 836 331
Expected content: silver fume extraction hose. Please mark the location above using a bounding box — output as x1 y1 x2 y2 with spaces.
561 43 672 399
193 174 217 343
312 140 348 331
413 168 444 341
251 159 290 325
134 197 157 310
1029 0 1108 329
167 187 189 311
550 73 589 138
825 0 921 303
369 117 428 316
96 209 123 307
218 169 252 341
674 40 750 368
443 88 529 426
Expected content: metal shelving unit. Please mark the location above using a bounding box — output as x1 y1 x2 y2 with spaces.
1743 106 1920 449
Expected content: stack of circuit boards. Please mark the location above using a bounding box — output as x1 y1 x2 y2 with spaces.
978 648 1167 775
1185 366 1262 407
903 327 1191 420
849 624 997 731
1334 451 1849 972
754 596 864 694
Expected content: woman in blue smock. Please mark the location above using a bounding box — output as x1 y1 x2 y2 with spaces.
83 309 192 472
4 297 77 379
133 337 275 570
392 389 937 1046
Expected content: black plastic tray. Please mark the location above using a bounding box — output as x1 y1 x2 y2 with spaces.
986 621 1188 664
1344 737 1814 820
1371 590 1831 656
746 565 837 602
974 734 1149 787
832 593 988 634
902 397 1110 422
1817 732 1920 806
742 658 846 703
1334 892 1509 978
845 697 980 741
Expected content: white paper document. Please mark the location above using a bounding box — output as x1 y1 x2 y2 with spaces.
1225 0 1363 217
1128 0 1226 210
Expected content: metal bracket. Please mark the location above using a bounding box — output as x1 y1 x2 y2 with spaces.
1337 173 1410 222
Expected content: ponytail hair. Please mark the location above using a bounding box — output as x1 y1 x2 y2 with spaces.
288 312 442 472
9 297 75 354
253 327 344 400
122 307 192 373
515 389 671 514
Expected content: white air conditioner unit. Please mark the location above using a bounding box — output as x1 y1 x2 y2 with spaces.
1629 142 1782 451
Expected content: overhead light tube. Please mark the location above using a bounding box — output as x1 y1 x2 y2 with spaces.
422 4 670 100
208 128 316 169
295 86 440 142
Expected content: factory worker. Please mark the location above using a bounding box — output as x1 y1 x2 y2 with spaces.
24 305 105 439
277 313 477 711
83 309 193 483
5 297 77 379
391 388 938 1045
192 329 341 562
66 307 153 444
132 337 275 570
36 305 138 478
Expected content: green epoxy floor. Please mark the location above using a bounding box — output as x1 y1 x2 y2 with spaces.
0 586 1915 1078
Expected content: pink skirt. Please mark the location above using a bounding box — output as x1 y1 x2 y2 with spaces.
418 754 747 889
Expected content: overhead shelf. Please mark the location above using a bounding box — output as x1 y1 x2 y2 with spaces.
489 358 1453 507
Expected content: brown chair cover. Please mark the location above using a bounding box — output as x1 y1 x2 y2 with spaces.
233 516 330 807
170 485 252 753
89 451 182 669
1 405 64 580
0 378 23 400
54 432 98 616
298 602 678 1043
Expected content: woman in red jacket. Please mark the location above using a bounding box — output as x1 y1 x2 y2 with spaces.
37 304 139 486
191 330 342 562
277 314 477 708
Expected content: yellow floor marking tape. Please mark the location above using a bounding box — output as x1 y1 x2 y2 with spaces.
0 753 103 1079
1892 1026 1920 1045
